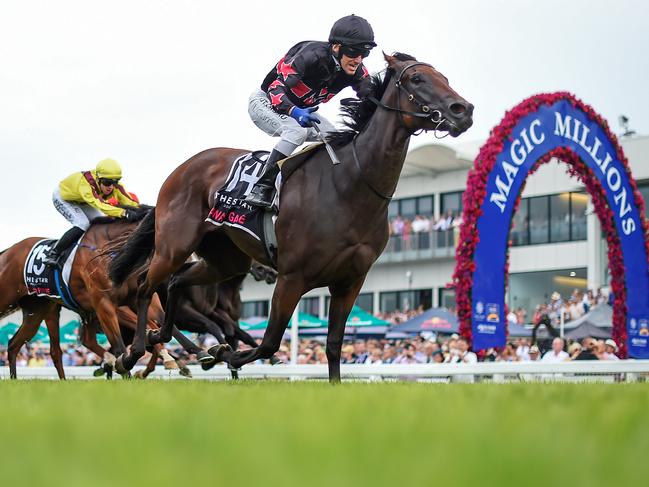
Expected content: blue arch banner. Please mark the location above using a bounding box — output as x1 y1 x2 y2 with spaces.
471 98 649 357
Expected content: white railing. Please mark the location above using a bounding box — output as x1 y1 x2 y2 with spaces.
2 360 648 382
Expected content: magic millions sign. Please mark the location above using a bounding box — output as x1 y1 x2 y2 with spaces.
453 93 649 358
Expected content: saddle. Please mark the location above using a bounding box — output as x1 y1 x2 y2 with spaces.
24 238 81 310
205 143 325 268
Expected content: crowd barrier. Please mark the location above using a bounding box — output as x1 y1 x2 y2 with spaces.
2 360 649 382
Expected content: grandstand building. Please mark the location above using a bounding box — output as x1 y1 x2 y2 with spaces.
240 134 649 322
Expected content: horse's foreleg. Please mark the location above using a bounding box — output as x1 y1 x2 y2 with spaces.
44 304 65 380
326 277 366 383
149 260 224 345
217 276 303 368
8 305 46 379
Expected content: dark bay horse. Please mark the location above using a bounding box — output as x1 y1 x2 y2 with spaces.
109 53 473 381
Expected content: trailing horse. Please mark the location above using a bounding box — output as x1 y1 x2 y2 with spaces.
109 53 473 382
0 211 207 379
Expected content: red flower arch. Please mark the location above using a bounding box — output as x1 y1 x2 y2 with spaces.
451 92 649 357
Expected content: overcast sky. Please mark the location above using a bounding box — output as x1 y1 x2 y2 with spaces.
1 0 647 249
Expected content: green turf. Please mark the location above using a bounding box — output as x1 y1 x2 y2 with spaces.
1 381 647 487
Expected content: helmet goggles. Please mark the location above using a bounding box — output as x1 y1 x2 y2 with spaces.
99 178 120 186
340 44 371 59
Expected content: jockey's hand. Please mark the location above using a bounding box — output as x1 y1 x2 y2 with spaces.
290 106 320 128
123 209 139 222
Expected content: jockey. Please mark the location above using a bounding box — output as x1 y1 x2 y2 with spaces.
246 14 376 207
43 158 140 266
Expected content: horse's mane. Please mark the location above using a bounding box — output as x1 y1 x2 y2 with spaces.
327 52 418 148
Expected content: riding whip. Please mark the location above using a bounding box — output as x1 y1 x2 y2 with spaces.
313 123 341 165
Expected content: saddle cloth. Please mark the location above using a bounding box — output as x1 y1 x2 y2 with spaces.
205 151 279 265
23 238 80 309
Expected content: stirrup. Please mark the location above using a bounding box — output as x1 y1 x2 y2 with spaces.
42 253 62 267
246 186 275 208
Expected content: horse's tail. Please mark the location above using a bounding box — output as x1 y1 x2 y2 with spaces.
108 210 156 286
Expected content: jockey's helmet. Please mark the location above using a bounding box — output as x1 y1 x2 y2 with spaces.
96 158 122 180
329 15 376 50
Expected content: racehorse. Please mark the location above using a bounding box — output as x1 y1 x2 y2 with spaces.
109 53 473 382
1 210 204 378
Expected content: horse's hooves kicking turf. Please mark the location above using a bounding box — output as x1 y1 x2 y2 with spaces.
207 344 231 363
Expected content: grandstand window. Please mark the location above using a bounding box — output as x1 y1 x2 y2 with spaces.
529 195 550 244
510 198 529 245
388 200 399 219
438 288 456 309
380 289 432 313
570 191 588 240
400 198 417 218
417 195 434 215
550 193 571 242
242 300 269 319
511 192 589 246
355 293 374 313
441 191 463 214
388 195 435 219
299 297 320 317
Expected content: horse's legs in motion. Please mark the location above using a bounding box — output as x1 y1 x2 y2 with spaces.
149 260 229 345
93 298 127 358
43 304 65 380
7 298 48 379
218 275 304 368
326 278 366 383
79 319 115 371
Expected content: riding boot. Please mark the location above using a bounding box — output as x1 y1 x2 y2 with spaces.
245 149 286 208
42 226 85 267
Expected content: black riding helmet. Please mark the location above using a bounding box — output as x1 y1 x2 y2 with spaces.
329 14 376 50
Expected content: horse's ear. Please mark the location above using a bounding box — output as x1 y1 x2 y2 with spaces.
383 51 397 67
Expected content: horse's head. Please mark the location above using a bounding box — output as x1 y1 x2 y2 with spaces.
383 53 473 137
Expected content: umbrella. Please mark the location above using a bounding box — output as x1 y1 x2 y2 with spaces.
563 303 613 329
59 320 81 344
344 306 389 327
390 307 459 334
564 322 611 340
245 312 327 330
0 323 19 346
508 323 533 337
238 316 267 331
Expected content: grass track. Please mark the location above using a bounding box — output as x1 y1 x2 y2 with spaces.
1 381 648 487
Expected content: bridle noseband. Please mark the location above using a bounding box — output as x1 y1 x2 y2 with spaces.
369 62 455 138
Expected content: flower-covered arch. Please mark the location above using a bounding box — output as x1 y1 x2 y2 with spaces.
452 92 649 358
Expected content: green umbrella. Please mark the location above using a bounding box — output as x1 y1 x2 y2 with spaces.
246 312 327 330
59 321 81 344
345 306 389 327
0 323 20 346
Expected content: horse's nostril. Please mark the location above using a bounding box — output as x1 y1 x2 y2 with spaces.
449 102 467 116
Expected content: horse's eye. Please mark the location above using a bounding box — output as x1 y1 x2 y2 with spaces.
410 74 422 84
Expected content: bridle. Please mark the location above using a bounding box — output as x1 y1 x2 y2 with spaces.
368 62 456 138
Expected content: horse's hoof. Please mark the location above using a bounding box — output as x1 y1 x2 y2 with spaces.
134 370 146 380
179 366 192 378
115 355 129 375
201 358 218 371
93 367 107 377
269 355 281 365
207 344 232 362
196 350 214 363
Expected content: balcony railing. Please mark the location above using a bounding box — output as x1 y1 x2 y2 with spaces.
378 229 457 263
